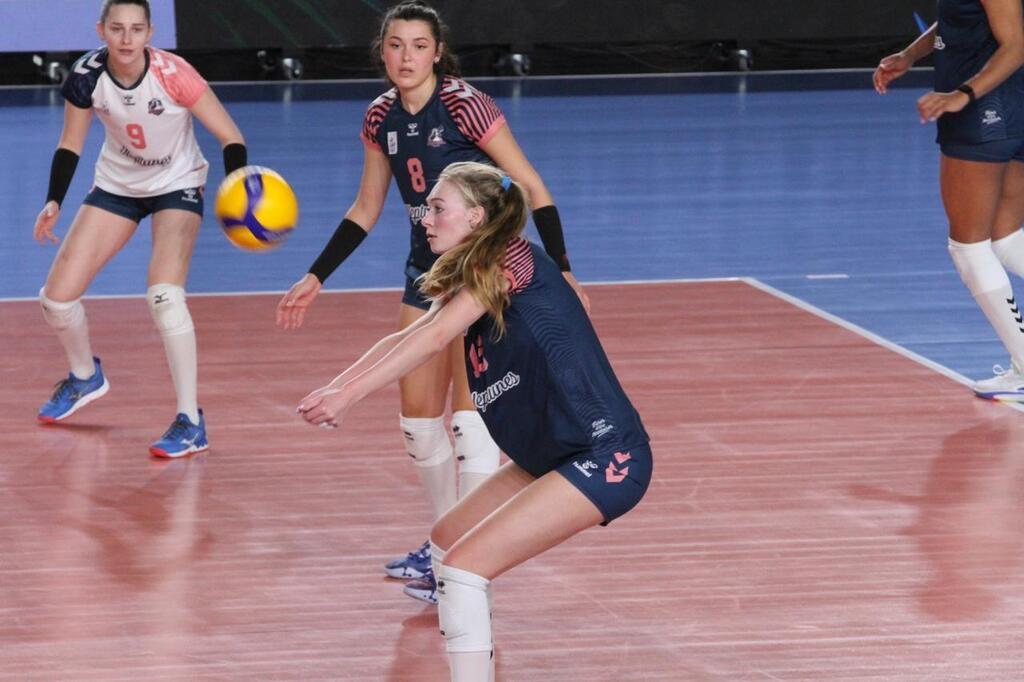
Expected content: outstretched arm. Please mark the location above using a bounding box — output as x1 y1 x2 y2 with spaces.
297 288 486 427
874 22 937 94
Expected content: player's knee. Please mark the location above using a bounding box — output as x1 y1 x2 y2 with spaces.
437 565 492 653
39 288 84 331
400 415 452 468
147 283 193 336
451 410 499 475
948 238 1009 296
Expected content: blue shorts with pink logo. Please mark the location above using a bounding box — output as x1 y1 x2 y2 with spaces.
554 443 653 525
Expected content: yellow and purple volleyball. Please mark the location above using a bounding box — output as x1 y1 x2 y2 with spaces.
214 166 298 251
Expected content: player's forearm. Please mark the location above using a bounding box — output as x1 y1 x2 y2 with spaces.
344 323 450 403
902 23 937 64
327 331 404 389
964 41 1024 98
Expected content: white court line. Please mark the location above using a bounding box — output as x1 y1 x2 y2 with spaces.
5 275 1019 411
742 277 1024 414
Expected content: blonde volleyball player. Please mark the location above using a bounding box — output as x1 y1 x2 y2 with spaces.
33 0 247 457
298 162 651 681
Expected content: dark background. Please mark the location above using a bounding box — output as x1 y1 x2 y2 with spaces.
5 1 938 84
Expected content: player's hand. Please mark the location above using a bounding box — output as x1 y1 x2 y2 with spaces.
873 52 912 94
277 273 322 330
917 90 970 123
561 271 591 315
33 201 61 245
297 385 349 428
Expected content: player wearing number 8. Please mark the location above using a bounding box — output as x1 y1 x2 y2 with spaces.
32 0 249 457
277 0 590 608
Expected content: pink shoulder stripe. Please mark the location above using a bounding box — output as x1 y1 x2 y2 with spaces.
440 77 506 145
361 90 397 151
503 238 534 294
149 48 207 107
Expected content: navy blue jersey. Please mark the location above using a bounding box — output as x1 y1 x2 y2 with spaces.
934 0 1024 144
361 76 506 271
464 239 649 478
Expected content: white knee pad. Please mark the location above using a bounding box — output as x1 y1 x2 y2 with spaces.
451 410 500 476
147 284 194 336
948 239 1010 296
401 415 453 468
438 565 492 653
992 230 1024 278
39 288 85 331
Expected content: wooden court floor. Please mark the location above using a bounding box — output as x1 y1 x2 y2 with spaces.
2 281 1023 680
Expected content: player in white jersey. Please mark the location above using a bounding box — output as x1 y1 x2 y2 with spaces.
32 0 248 458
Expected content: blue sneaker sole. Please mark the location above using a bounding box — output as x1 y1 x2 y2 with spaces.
974 390 1024 402
384 565 428 579
37 377 110 423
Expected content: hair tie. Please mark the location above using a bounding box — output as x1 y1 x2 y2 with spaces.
500 175 512 191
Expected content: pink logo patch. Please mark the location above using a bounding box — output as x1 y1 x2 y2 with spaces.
606 462 629 483
614 451 631 465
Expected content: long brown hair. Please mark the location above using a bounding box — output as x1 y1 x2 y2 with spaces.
371 1 461 86
418 162 529 337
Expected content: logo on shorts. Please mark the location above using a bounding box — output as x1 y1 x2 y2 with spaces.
605 451 631 484
148 98 164 116
572 459 599 478
387 131 398 155
427 126 446 148
181 188 199 203
468 335 489 378
934 35 945 51
983 109 1003 126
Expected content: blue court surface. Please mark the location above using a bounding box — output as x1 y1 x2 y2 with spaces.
0 70 1009 383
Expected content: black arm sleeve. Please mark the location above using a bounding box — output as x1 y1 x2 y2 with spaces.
222 143 248 176
533 205 571 272
46 148 80 207
308 218 368 284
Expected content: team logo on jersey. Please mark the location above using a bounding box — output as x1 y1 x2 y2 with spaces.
591 419 615 439
148 98 165 116
934 35 945 51
471 371 520 413
427 126 446 148
983 109 1003 126
468 335 489 378
387 131 398 155
406 122 419 137
122 94 136 106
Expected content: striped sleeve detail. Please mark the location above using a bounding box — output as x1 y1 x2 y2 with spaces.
150 48 207 107
440 77 507 146
62 48 106 109
502 239 535 294
360 90 397 151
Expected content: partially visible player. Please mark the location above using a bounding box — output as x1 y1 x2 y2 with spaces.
297 162 651 681
33 0 248 456
875 0 1024 398
276 0 588 604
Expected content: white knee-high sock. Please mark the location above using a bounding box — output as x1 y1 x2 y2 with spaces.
401 415 457 519
992 230 1024 278
438 565 494 682
949 239 1024 371
40 289 95 380
148 284 199 423
452 410 500 498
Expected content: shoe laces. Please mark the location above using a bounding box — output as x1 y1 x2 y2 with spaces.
49 377 78 401
160 414 193 441
408 540 431 561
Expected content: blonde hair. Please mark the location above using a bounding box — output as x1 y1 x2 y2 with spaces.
418 162 529 337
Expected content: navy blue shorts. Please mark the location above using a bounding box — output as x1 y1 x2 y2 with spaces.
941 138 1024 164
555 443 653 525
401 261 433 310
83 185 204 223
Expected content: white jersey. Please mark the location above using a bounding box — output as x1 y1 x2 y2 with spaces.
62 47 209 197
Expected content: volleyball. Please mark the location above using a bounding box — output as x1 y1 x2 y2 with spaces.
214 166 298 251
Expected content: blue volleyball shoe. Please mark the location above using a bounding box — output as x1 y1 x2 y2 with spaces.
384 539 432 579
403 568 438 605
37 357 110 423
150 410 209 458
